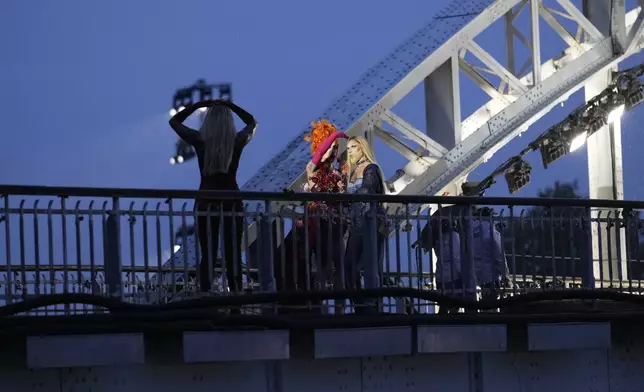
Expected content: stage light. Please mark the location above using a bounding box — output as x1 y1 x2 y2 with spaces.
613 69 644 111
569 131 588 152
607 104 625 123
504 159 531 194
198 107 208 113
219 84 232 101
173 245 181 253
539 137 567 168
177 155 184 164
169 157 176 165
474 62 644 197
178 105 185 112
587 116 606 134
626 86 644 110
169 108 177 117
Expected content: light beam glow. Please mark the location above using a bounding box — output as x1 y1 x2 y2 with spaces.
607 104 625 123
569 132 588 153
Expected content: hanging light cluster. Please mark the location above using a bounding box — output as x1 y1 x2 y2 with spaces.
469 64 644 195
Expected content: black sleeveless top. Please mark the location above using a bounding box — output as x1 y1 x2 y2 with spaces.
193 134 246 191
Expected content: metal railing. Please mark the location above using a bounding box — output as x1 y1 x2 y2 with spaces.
2 185 644 316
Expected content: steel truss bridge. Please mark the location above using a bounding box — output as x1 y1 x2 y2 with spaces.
4 0 644 391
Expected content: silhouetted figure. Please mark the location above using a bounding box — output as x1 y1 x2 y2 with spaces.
169 100 257 295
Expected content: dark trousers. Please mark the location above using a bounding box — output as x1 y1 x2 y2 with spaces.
436 278 464 315
196 203 244 294
344 222 386 314
435 279 501 315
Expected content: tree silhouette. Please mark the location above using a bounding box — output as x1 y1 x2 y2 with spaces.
503 180 588 285
504 180 644 284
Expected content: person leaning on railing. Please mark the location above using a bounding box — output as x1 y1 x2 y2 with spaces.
169 99 257 299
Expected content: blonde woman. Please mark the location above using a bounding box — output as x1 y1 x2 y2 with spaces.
169 100 257 296
345 136 387 314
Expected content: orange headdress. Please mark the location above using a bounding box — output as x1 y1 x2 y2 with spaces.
304 120 337 155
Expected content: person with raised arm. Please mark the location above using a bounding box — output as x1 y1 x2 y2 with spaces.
169 99 257 297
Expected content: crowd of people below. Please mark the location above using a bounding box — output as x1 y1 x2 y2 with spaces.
169 99 509 314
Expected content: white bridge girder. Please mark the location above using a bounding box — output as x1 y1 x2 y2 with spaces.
242 0 644 200
163 0 644 284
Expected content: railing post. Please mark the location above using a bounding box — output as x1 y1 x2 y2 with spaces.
463 205 477 313
2 194 12 305
103 197 123 300
259 201 276 295
363 200 381 312
581 206 596 289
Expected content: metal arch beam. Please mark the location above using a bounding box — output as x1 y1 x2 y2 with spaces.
381 111 447 157
459 58 512 102
556 0 605 41
397 37 621 197
373 125 436 165
391 6 644 196
625 2 644 54
242 0 521 194
466 40 528 94
531 0 542 84
611 0 628 53
424 54 462 150
539 4 585 52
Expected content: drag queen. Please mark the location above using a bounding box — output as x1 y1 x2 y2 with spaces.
273 120 347 312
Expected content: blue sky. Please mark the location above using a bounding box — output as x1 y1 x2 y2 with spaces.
2 0 644 291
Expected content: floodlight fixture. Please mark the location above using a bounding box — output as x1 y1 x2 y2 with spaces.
475 62 644 197
607 104 625 124
504 159 532 194
568 131 588 152
626 85 644 110
167 81 233 165
539 136 567 168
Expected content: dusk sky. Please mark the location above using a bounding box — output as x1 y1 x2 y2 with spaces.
2 0 644 199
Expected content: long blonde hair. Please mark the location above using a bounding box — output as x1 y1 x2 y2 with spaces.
200 105 236 175
348 136 388 193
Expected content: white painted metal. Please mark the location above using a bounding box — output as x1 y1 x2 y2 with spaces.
539 4 586 52
243 0 522 194
467 40 528 94
556 0 605 41
382 110 447 157
626 2 644 55
424 53 462 150
531 0 542 84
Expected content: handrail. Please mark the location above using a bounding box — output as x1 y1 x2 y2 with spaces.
2 184 644 209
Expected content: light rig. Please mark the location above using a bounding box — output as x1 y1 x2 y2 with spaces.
168 80 233 165
471 64 644 196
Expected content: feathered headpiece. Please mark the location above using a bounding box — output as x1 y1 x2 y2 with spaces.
304 120 337 155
